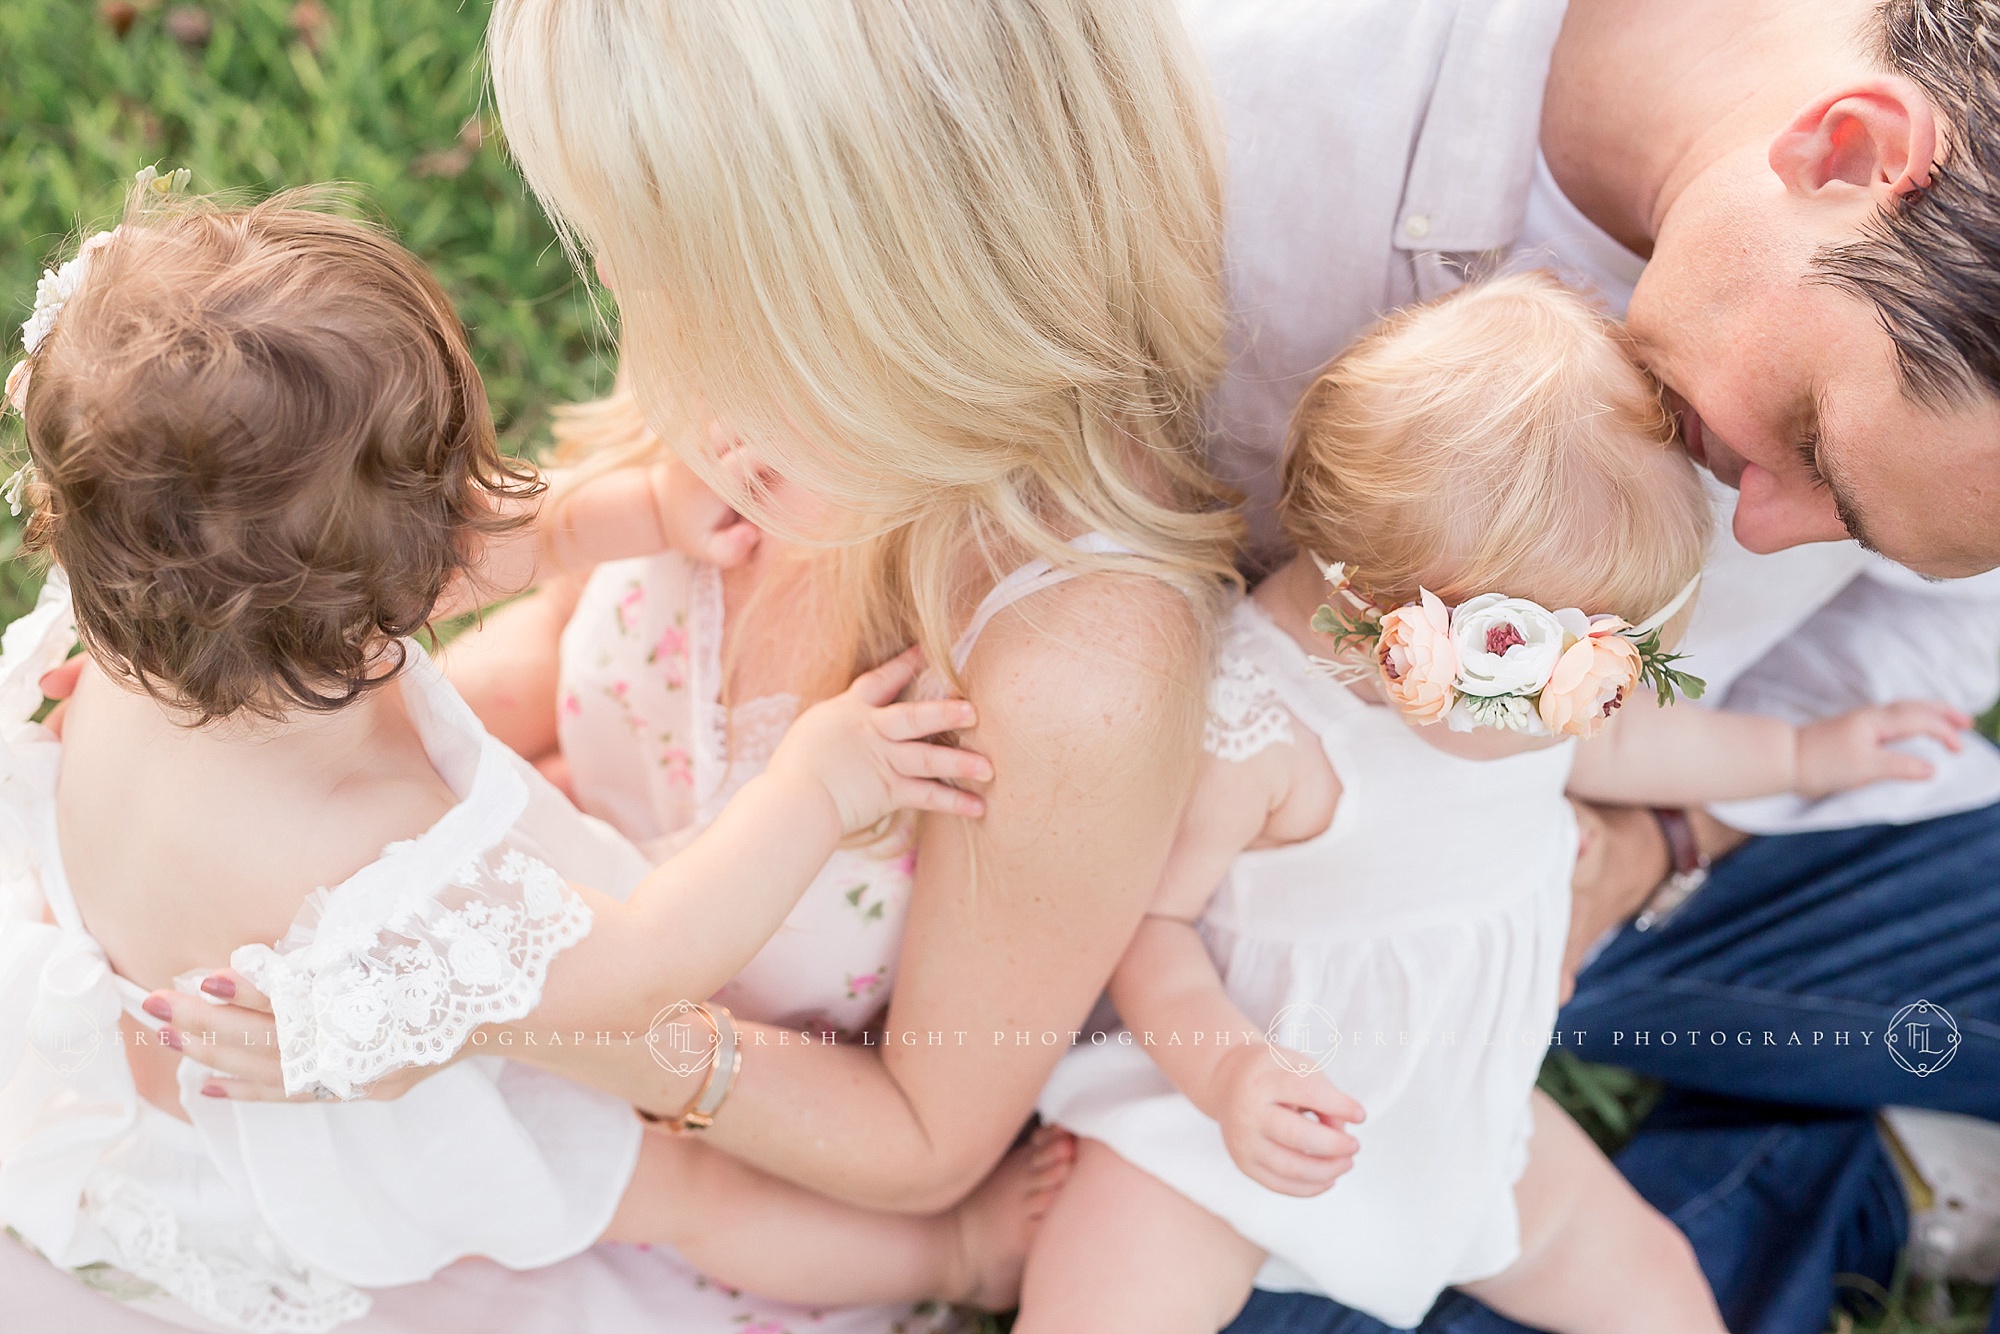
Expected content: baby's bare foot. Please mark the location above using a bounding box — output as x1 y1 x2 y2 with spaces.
946 1123 1077 1310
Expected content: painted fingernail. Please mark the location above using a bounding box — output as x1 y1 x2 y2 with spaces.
162 1028 183 1051
200 975 236 1000
200 1081 227 1098
142 995 173 1021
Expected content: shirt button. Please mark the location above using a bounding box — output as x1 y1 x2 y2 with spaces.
1403 213 1432 241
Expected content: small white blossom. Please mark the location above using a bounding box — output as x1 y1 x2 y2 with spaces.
1446 692 1549 735
21 231 118 356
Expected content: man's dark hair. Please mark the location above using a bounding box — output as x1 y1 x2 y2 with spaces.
1815 0 2000 407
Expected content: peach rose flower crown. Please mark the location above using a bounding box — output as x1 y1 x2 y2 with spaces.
1308 562 1705 741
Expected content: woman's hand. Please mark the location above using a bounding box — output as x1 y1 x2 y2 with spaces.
1207 1042 1364 1198
142 972 440 1103
37 655 84 737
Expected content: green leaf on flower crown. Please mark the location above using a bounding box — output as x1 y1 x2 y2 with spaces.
1630 630 1707 708
1310 602 1382 656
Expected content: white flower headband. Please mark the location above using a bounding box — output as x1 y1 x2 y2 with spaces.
4 166 189 515
1310 562 1705 740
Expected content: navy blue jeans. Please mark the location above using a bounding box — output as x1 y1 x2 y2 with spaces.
1226 800 2000 1334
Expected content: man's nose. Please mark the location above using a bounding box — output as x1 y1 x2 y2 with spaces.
1730 464 1852 553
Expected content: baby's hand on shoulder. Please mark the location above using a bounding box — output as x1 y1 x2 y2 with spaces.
1794 700 1973 799
1210 1041 1364 1198
768 648 992 835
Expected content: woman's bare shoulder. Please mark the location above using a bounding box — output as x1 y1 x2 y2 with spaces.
964 571 1208 725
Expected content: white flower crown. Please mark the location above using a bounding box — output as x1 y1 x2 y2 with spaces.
1309 562 1705 740
5 167 190 515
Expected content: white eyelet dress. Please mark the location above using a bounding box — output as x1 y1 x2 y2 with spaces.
0 572 649 1333
1037 599 1578 1328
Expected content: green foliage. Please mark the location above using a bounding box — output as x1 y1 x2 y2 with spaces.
1632 628 1707 708
0 0 612 621
1536 1050 1662 1155
1832 1262 1993 1333
1309 600 1383 657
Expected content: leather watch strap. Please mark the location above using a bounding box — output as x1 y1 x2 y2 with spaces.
1632 808 1711 933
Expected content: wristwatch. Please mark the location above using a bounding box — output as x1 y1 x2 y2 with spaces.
1631 808 1710 933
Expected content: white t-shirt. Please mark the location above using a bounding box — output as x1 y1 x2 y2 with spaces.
1517 152 2000 833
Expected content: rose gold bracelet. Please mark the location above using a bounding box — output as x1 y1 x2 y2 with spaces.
636 1002 741 1133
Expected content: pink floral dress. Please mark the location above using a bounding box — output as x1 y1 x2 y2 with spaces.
558 554 913 1036
554 552 942 1334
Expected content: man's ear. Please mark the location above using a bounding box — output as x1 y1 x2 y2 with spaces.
1769 75 1939 203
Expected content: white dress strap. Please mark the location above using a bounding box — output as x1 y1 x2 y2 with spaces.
229 648 596 1100
949 532 1132 673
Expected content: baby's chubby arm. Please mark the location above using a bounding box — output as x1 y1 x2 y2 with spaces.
175 650 989 1102
1107 747 1364 1198
1568 691 1973 807
530 648 989 1024
440 452 763 617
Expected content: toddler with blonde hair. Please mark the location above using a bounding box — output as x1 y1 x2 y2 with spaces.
1023 272 1968 1333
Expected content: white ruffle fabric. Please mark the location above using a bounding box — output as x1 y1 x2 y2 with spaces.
0 572 648 1331
1039 599 1578 1328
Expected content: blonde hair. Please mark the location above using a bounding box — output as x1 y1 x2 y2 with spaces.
1281 272 1711 629
549 377 658 473
492 0 1241 699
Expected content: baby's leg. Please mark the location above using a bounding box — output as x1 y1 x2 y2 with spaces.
1459 1091 1726 1334
1014 1137 1264 1334
603 1121 1073 1310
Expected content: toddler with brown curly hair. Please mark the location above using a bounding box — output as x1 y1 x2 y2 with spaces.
0 187 1066 1332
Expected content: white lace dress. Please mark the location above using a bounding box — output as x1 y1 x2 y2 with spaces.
0 573 649 1333
1037 599 1577 1328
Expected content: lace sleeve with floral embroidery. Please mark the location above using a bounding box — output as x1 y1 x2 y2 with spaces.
231 840 593 1100
1203 632 1294 763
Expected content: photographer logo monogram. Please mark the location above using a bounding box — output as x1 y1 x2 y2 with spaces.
1886 999 1960 1078
1266 1002 1342 1075
646 1000 720 1078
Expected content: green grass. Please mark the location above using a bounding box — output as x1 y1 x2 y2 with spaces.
1833 1267 1994 1334
0 0 611 621
1537 1049 1664 1154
